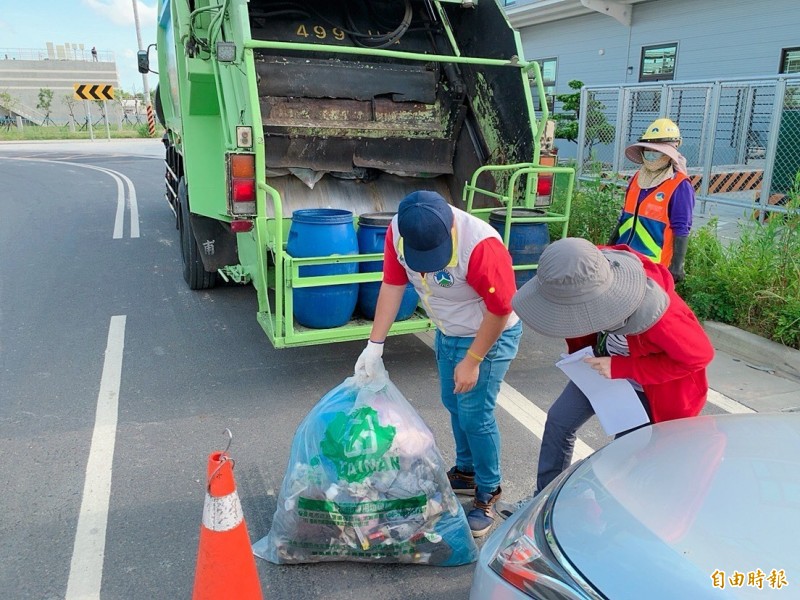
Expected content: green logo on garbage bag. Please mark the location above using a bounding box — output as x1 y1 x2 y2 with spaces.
320 406 397 482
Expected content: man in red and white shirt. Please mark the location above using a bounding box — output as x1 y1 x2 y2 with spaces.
355 190 523 537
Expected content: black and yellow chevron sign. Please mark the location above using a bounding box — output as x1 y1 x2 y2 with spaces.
74 83 114 101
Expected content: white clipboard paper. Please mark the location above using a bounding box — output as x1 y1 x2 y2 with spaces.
556 346 650 436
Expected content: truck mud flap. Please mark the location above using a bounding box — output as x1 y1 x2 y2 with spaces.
189 214 240 272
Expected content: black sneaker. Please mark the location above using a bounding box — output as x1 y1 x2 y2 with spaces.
446 466 476 496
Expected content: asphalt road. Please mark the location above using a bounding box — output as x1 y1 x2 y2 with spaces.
0 140 733 600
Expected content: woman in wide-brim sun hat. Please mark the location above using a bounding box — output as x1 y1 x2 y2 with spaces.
510 237 714 495
607 117 695 285
511 237 648 338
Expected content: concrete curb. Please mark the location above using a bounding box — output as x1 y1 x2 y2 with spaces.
703 321 800 382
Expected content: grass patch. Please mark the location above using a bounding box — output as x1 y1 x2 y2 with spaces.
0 124 163 141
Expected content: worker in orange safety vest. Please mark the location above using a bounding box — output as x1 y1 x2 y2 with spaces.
608 118 694 283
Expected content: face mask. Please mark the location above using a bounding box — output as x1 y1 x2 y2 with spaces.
642 151 663 162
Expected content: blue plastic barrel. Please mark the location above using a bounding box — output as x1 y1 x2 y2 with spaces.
287 209 359 328
357 212 419 321
489 208 550 289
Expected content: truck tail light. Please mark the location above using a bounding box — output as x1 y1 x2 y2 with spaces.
231 220 253 233
232 179 255 202
537 154 556 205
228 153 256 215
537 174 553 197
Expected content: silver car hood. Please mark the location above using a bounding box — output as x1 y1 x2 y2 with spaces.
551 413 800 599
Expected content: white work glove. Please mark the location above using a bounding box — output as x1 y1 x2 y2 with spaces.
355 340 385 384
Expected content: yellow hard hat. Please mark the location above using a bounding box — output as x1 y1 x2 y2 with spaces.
639 118 682 145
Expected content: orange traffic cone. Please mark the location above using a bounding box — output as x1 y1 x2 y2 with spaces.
192 450 263 600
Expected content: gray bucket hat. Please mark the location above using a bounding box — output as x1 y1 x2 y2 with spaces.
512 238 647 338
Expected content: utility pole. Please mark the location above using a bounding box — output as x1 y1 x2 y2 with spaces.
132 0 156 135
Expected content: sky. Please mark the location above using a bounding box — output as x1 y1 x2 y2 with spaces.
0 0 158 94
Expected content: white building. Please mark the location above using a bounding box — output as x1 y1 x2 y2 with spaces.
505 0 798 98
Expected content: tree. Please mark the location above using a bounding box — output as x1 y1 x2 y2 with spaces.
0 90 18 129
553 80 615 157
62 94 80 128
0 90 18 117
113 93 126 125
93 99 110 127
553 80 582 142
37 88 55 125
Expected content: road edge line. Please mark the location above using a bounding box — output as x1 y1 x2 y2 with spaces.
65 315 126 600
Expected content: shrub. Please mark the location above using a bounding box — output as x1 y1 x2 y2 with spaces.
679 180 800 349
680 220 736 323
549 168 623 244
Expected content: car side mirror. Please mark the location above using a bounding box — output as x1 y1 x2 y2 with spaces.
137 50 150 74
137 45 159 74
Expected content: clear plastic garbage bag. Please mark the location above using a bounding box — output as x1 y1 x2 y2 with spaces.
253 367 479 566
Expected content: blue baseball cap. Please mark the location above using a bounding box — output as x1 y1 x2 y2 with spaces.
397 191 454 273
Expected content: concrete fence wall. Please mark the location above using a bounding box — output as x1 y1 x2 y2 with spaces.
0 56 136 126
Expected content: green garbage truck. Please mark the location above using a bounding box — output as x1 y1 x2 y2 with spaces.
141 0 574 348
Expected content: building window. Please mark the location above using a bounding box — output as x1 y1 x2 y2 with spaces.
780 48 800 109
780 47 800 74
534 57 557 111
639 43 677 82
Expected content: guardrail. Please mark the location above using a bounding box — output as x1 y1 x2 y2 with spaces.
0 47 115 62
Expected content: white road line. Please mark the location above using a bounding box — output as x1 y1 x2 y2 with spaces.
127 174 140 239
108 170 125 239
497 381 594 460
0 157 140 239
70 162 140 240
65 315 126 600
707 389 756 413
415 332 747 461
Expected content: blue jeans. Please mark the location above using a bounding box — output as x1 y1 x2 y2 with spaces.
435 321 522 494
537 381 651 492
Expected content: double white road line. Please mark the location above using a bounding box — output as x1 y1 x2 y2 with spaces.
0 155 143 597
0 157 139 239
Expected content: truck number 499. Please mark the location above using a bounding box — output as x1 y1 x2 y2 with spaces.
295 24 346 41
